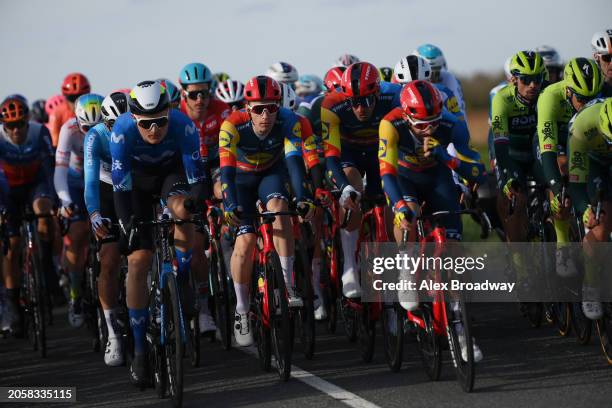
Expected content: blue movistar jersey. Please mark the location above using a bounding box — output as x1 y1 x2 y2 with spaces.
110 109 208 225
84 122 112 215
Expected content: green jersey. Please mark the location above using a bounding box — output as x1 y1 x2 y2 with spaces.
568 100 612 213
537 81 575 194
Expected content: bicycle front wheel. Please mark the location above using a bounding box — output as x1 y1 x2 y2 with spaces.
267 252 293 382
381 302 404 372
445 295 475 393
164 276 184 407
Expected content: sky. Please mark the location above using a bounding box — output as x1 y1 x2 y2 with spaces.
1 0 611 101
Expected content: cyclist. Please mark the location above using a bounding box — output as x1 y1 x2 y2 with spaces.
567 97 612 319
591 30 612 96
48 73 91 147
31 100 48 124
219 76 315 346
84 91 130 366
334 54 360 68
321 61 402 298
267 61 299 88
280 83 327 320
158 78 181 109
323 66 346 93
537 58 603 277
378 66 394 83
0 96 55 337
110 80 210 386
392 55 432 84
535 45 564 84
414 44 466 119
215 79 245 111
295 74 324 105
212 72 231 94
378 80 485 361
54 93 104 328
491 51 547 279
178 62 230 334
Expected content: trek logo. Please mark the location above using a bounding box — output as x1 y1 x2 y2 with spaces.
110 133 125 144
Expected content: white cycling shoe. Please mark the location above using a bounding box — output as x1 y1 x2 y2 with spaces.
199 311 217 334
342 269 361 298
458 333 484 363
234 312 253 347
104 336 124 367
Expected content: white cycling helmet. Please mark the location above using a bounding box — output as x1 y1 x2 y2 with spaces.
215 80 245 105
334 53 361 68
535 45 562 67
266 62 299 84
591 30 612 55
279 83 297 111
128 80 169 115
393 55 432 83
101 91 129 123
75 93 104 131
503 56 513 81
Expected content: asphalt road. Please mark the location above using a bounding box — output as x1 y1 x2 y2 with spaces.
1 303 610 408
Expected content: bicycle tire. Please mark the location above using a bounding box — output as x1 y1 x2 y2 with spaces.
357 303 376 363
596 303 612 365
268 251 293 381
445 295 475 393
570 302 592 345
325 231 341 335
211 239 232 350
415 304 442 380
29 224 47 358
164 275 184 407
295 240 315 360
381 302 404 372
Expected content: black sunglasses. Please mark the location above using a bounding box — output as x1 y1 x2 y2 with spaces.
349 94 376 108
516 73 544 85
569 89 593 104
599 54 612 63
4 120 27 130
185 89 211 100
136 116 169 129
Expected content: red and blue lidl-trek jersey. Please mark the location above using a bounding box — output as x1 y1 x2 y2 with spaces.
180 98 231 165
321 81 402 190
0 122 54 188
219 108 313 209
379 108 486 207
110 108 209 226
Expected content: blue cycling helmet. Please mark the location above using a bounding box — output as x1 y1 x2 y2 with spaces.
296 74 323 96
414 44 447 70
157 78 180 104
178 62 213 86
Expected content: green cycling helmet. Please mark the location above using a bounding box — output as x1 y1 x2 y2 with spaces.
564 58 603 98
600 98 612 142
509 50 546 76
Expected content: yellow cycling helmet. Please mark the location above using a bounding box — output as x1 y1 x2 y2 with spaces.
564 58 603 98
600 98 612 142
509 50 546 76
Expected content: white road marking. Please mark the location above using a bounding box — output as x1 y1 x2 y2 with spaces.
239 344 382 408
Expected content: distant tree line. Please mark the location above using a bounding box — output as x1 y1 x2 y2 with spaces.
457 71 506 111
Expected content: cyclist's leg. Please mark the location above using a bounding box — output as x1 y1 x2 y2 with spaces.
496 158 528 242
259 168 297 303
361 149 394 238
31 179 57 299
338 148 364 298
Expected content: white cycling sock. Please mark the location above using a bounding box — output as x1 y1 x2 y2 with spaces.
279 256 295 291
340 228 359 276
234 282 250 315
311 258 322 300
104 308 118 339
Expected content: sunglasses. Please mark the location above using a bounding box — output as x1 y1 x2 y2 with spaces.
248 103 280 115
184 89 211 101
598 54 612 63
136 116 169 129
4 120 27 130
406 115 441 131
516 73 544 85
569 89 593 104
349 95 376 108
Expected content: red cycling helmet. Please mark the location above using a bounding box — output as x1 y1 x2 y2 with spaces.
400 80 443 120
1 97 29 123
243 76 281 102
340 62 380 97
324 66 346 92
61 72 91 97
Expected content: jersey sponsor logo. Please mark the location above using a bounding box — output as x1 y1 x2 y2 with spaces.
491 115 503 131
292 122 301 138
510 115 536 127
446 96 460 113
542 121 554 140
244 152 273 165
191 150 200 161
111 159 123 171
584 127 599 141
471 166 479 177
569 151 585 172
543 143 553 150
378 139 388 158
219 131 232 148
110 132 125 144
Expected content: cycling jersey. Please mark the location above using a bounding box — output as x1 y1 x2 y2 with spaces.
48 101 74 148
490 84 540 186
488 81 508 120
567 100 612 214
0 122 54 188
54 118 85 207
537 81 575 194
219 108 313 210
440 70 466 116
379 108 486 207
435 83 465 122
321 82 402 191
84 122 113 215
110 109 208 227
297 94 324 156
180 98 231 165
0 168 8 210
297 115 320 170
